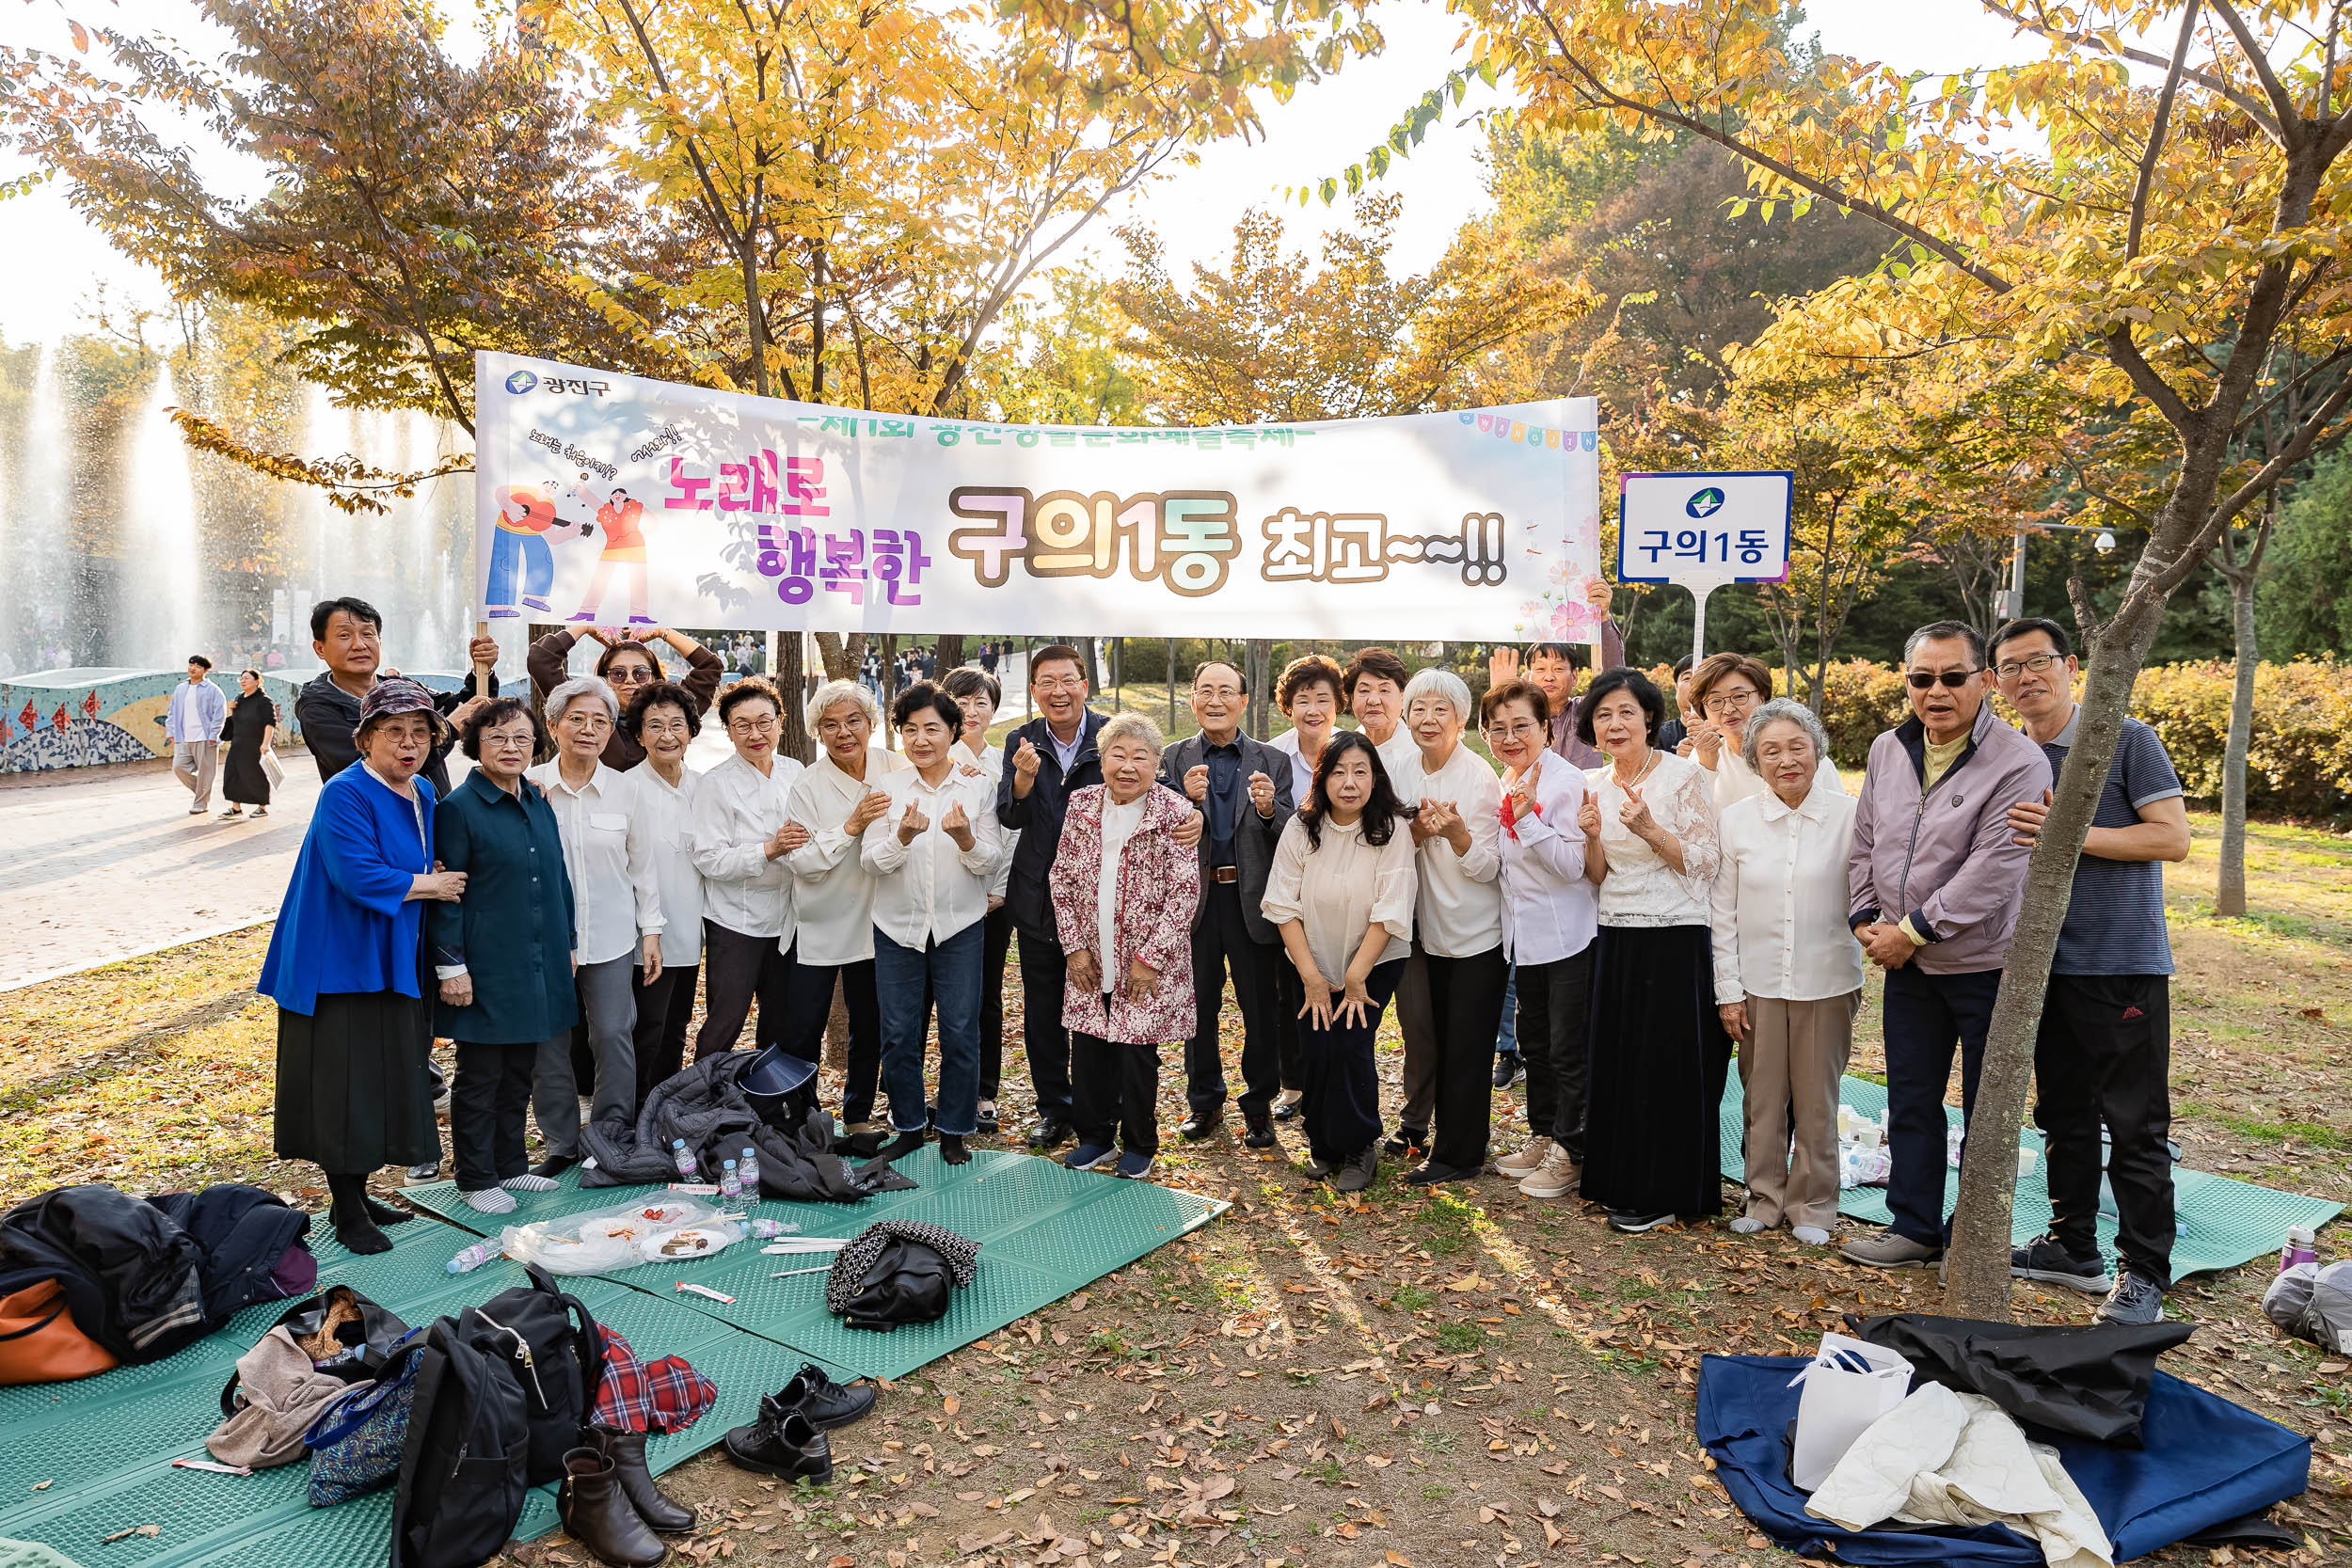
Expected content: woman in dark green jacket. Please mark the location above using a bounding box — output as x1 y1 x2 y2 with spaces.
429 698 579 1214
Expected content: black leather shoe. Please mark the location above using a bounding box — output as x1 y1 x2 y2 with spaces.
559 1444 668 1565
723 1396 834 1483
532 1153 577 1180
1180 1112 1221 1142
1243 1109 1279 1148
772 1362 876 1431
1403 1161 1476 1187
1026 1117 1073 1149
1381 1127 1429 1161
593 1427 695 1534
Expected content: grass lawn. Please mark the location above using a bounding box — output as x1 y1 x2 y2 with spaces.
4 808 2349 1566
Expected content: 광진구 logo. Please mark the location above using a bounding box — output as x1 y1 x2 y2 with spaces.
504 370 538 395
1685 485 1726 520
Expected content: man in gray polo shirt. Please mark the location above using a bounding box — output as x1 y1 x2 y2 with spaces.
1993 618 2191 1326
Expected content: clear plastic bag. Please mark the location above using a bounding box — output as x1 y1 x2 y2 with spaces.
500 1196 744 1276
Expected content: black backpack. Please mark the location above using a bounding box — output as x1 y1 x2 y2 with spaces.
389 1310 530 1568
471 1263 604 1485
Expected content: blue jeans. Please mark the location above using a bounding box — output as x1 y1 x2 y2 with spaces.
874 922 984 1136
1495 962 1519 1055
486 528 554 610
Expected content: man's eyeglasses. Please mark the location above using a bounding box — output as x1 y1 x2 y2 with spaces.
1906 669 1982 689
1034 678 1086 693
1994 652 2064 679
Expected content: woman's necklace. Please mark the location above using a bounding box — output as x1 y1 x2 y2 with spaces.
1611 748 1659 793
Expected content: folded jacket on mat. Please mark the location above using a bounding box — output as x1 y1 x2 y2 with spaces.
577 1053 915 1201
209 1325 354 1469
1806 1383 2111 1568
1695 1354 2311 1567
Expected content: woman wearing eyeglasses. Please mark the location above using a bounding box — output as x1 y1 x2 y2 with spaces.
528 625 723 769
1682 653 1844 811
690 678 810 1061
1575 667 1730 1234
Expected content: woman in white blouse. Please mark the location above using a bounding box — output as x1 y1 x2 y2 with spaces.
526 676 660 1171
1387 668 1505 1186
620 680 707 1106
1261 731 1417 1194
690 678 809 1062
860 683 1004 1165
1575 667 1729 1233
1684 653 1843 811
783 679 904 1133
1710 699 1865 1244
1481 679 1603 1203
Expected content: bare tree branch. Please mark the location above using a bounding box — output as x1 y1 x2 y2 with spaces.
2127 0 2203 259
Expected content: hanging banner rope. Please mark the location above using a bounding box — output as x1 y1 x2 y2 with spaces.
473 353 1603 640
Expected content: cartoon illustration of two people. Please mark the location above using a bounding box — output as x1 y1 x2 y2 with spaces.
487 477 652 624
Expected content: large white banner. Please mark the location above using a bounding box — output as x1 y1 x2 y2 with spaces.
472 354 1603 641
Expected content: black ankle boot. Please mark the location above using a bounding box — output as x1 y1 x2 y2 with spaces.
722 1396 834 1482
325 1173 389 1255
773 1362 876 1431
594 1427 694 1533
559 1444 667 1565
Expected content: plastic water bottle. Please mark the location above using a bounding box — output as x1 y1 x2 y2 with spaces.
2283 1226 2320 1270
745 1218 801 1240
447 1240 499 1275
720 1159 743 1200
671 1138 698 1181
738 1146 762 1192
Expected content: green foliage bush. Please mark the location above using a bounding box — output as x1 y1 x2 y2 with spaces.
1760 655 2345 817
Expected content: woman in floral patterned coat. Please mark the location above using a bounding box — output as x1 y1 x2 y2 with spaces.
1048 711 1202 1179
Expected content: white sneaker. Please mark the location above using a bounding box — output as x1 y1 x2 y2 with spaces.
1517 1145 1581 1200
1496 1136 1555 1177
463 1187 517 1214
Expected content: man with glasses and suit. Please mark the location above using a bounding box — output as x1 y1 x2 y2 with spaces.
1841 620 2051 1272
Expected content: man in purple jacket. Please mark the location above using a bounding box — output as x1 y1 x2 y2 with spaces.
1843 620 2053 1270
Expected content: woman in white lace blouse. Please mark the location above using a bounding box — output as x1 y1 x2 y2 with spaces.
1576 667 1731 1233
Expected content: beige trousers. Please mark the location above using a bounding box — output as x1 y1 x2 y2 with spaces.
173 740 218 811
1737 990 1858 1230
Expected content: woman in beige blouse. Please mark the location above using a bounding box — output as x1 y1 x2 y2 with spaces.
1261 731 1417 1194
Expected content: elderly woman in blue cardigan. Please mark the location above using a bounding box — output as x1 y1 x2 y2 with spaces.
259 679 468 1254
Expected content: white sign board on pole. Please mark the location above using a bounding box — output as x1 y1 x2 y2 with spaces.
1615 471 1794 667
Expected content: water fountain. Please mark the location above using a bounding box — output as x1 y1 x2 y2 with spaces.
120 361 203 670
5 346 73 676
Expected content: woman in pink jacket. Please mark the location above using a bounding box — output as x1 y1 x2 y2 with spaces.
1048 712 1202 1179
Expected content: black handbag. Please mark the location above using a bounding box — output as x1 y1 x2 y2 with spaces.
825 1221 978 1332
220 1285 410 1416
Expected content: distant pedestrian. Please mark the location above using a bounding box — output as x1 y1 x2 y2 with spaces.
167 655 227 815
218 668 278 819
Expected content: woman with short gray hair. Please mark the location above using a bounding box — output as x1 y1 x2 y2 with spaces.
525 673 659 1172
1708 698 1865 1243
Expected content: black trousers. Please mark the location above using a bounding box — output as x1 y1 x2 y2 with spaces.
695 922 798 1062
1517 946 1596 1160
783 958 882 1124
1019 929 1073 1120
1883 964 2002 1248
451 1039 537 1192
630 960 699 1111
2036 973 2175 1286
1422 944 1510 1171
979 904 1014 1101
1183 880 1283 1117
1280 958 1403 1165
1072 1028 1162 1155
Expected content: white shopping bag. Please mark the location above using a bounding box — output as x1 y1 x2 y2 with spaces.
1788 1332 1914 1492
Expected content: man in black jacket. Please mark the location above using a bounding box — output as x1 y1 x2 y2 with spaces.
1157 660 1295 1147
295 596 497 798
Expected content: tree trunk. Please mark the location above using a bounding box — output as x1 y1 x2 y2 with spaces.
813 631 866 682
1167 637 1178 730
2215 520 2270 917
775 630 811 763
936 633 966 673
879 634 899 748
1246 638 1273 739
1079 636 1102 692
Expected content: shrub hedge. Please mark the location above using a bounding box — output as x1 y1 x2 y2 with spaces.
1719 657 2338 817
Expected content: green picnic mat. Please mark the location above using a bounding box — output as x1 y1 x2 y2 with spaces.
1717 1072 2343 1277
401 1143 1230 1381
0 1148 1220 1567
